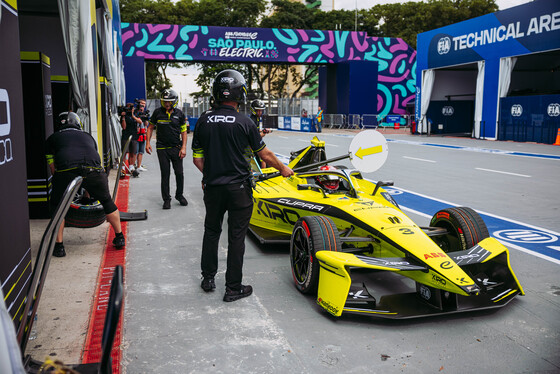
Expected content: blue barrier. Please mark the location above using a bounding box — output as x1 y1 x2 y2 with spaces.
278 116 316 132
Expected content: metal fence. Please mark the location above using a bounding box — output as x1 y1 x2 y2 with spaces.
184 96 412 130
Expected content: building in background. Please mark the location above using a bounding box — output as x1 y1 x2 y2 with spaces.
416 0 560 143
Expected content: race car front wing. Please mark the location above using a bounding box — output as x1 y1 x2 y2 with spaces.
316 237 524 319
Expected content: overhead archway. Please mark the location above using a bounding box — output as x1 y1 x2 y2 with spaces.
121 23 416 118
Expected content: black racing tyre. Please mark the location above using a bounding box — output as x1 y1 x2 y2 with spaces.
429 207 489 252
290 216 341 294
65 189 106 228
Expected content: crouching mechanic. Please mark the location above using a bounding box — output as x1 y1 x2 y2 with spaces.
46 112 125 257
192 69 294 302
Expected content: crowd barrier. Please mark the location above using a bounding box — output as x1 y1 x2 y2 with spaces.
186 114 414 133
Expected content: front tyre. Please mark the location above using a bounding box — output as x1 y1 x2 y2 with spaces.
430 207 489 252
290 216 341 294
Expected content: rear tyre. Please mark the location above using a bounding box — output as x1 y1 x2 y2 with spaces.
429 207 489 252
290 216 341 294
65 188 106 228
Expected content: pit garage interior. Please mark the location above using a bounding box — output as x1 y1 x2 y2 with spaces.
0 0 125 333
416 0 560 143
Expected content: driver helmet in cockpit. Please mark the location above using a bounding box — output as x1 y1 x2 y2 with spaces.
316 165 340 191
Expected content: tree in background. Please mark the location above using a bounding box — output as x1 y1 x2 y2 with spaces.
364 0 498 49
119 0 498 99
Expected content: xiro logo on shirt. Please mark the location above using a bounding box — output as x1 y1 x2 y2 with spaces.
0 88 14 166
511 104 523 117
208 115 236 123
437 37 451 55
547 103 560 117
442 106 454 116
493 229 558 244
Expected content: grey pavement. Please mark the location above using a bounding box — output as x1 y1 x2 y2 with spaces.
28 129 560 373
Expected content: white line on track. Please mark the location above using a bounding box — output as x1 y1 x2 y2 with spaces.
278 136 289 139
475 168 531 178
403 156 436 163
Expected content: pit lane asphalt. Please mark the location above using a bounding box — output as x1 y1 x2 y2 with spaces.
121 130 560 373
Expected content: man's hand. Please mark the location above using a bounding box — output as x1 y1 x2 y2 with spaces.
280 165 294 178
146 142 152 155
179 146 187 159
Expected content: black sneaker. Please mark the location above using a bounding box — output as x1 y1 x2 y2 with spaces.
223 285 252 302
201 277 216 292
176 195 188 206
53 242 66 257
113 233 125 249
163 200 171 209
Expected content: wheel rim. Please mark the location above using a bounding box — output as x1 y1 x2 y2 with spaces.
291 226 311 284
433 222 461 252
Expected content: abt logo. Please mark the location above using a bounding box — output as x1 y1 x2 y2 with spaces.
437 37 451 55
511 104 523 117
547 103 560 117
0 88 14 166
442 106 454 116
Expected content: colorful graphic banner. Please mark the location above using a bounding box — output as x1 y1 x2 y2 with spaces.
121 23 416 115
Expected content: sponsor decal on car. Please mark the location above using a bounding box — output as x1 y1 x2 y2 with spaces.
317 297 339 316
255 200 300 225
423 252 446 260
432 274 447 286
419 285 431 300
276 198 326 212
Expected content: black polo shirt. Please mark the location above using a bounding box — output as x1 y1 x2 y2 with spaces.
121 114 137 139
249 113 263 128
192 105 265 186
45 128 102 171
149 107 187 149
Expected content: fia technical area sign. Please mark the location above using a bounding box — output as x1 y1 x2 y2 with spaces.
423 0 560 68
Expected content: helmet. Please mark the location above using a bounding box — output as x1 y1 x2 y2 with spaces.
316 165 340 190
250 99 265 115
160 89 178 108
212 69 247 104
55 112 82 131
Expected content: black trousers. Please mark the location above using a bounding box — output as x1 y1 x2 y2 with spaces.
201 180 253 290
156 147 184 202
52 169 117 214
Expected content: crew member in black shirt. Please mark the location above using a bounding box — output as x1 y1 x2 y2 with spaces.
120 102 139 175
146 89 188 209
192 69 294 302
46 112 125 257
249 99 270 168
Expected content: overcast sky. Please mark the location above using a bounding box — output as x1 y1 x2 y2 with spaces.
330 0 532 11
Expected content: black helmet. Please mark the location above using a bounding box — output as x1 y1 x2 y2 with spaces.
250 99 265 115
56 112 82 131
212 69 247 104
160 89 178 108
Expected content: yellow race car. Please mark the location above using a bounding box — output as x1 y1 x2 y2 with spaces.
249 132 524 319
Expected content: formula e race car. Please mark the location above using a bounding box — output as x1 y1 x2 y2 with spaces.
249 131 524 319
